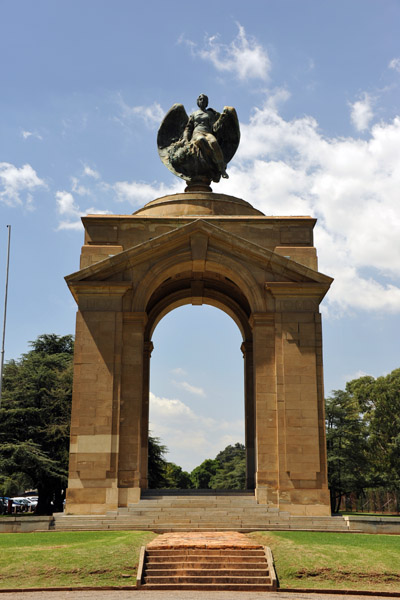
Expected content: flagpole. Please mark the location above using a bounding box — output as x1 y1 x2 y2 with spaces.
0 225 11 408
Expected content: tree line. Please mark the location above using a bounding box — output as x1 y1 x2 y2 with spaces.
148 436 245 490
0 334 399 514
326 368 400 513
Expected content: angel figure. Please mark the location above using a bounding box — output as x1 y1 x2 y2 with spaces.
157 94 240 190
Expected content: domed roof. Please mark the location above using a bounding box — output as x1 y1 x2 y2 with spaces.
133 192 265 217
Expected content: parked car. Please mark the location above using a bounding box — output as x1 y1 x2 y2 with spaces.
11 498 29 513
0 497 9 514
25 496 38 509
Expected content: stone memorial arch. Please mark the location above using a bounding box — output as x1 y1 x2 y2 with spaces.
65 190 333 516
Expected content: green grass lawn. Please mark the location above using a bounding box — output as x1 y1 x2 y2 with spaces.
249 531 400 592
0 530 156 589
1 529 400 591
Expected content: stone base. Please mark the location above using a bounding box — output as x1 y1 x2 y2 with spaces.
65 486 141 515
256 485 331 516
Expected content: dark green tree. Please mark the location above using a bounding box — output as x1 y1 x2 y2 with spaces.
164 462 192 489
0 334 74 514
210 443 246 489
325 387 370 513
147 434 168 488
348 370 400 492
190 458 219 489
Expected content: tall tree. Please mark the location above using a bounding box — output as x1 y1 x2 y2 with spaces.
190 459 219 489
164 462 192 489
210 443 246 489
0 335 73 513
190 444 246 490
325 389 369 513
147 434 168 489
348 370 400 492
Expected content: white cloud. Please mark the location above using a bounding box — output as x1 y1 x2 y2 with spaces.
0 162 46 208
150 393 195 420
172 380 206 397
56 191 77 216
389 57 400 73
55 190 110 230
83 165 100 179
149 392 244 471
350 93 374 131
20 130 42 141
113 179 181 207
171 367 187 376
185 23 271 82
343 370 370 385
215 96 400 314
116 94 164 128
71 177 91 196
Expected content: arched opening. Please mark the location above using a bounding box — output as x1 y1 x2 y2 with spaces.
146 303 255 490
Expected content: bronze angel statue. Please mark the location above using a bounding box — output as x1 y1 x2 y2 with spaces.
157 94 240 190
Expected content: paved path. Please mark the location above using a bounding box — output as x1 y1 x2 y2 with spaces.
0 591 397 600
146 530 262 548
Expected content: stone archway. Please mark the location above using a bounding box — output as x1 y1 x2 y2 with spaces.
142 294 255 492
65 191 333 516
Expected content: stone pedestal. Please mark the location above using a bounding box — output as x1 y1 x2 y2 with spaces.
65 192 332 516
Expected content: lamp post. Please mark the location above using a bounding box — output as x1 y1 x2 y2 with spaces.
0 225 11 408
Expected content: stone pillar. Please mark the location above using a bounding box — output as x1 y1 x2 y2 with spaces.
140 341 154 489
241 341 255 490
117 313 147 506
266 282 331 515
65 283 130 515
250 313 278 506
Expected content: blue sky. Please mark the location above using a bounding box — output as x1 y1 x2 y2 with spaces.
1 0 400 470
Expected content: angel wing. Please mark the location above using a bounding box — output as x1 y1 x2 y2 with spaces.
157 104 188 149
213 106 240 165
157 104 189 179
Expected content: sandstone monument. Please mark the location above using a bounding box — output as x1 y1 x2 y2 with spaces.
64 96 333 517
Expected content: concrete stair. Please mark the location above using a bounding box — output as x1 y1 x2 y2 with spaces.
137 545 277 591
54 490 353 532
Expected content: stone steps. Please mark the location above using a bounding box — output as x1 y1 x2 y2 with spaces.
137 542 276 591
55 492 352 532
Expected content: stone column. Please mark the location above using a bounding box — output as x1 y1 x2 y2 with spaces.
117 312 147 506
250 313 278 506
241 341 255 490
140 341 154 489
65 283 130 515
266 282 331 515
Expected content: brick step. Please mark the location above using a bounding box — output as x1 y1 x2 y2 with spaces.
146 568 269 576
144 575 271 584
137 535 276 591
146 562 267 570
140 583 273 591
147 549 265 556
147 554 265 561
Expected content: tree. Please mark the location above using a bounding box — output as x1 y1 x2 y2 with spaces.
210 443 246 489
0 334 73 513
190 459 219 489
147 436 193 489
189 444 247 490
325 388 369 513
348 370 400 492
164 462 192 489
147 434 168 489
